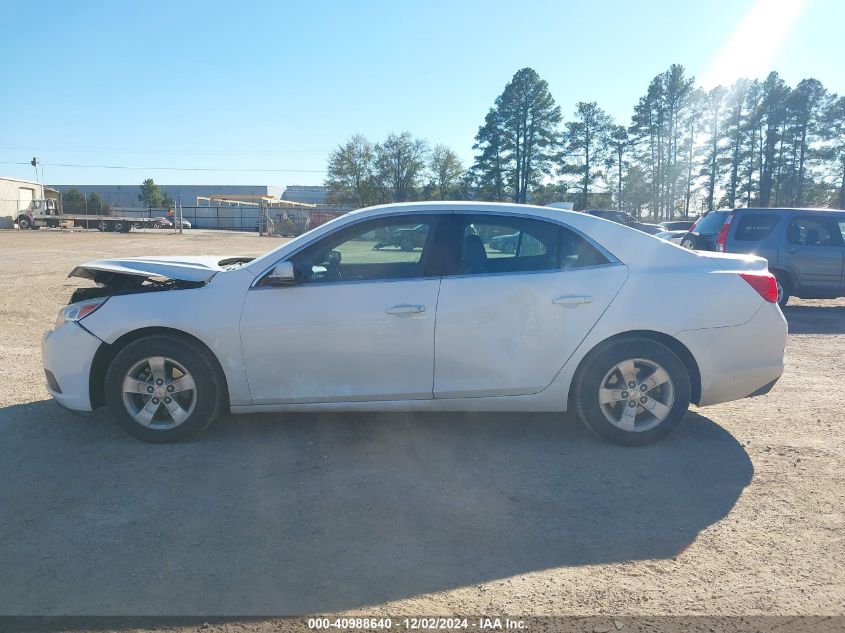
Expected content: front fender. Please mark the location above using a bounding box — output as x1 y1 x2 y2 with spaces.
80 269 254 407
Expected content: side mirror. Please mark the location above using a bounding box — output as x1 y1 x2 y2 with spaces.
267 261 295 285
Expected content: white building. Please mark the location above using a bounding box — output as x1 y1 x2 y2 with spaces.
0 176 59 218
50 184 284 208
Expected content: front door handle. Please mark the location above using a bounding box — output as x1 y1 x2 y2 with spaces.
386 304 426 315
553 295 593 307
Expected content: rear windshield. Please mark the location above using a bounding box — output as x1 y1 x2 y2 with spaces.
693 211 728 234
734 214 780 241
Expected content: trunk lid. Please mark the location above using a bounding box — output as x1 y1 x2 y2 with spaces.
694 250 769 272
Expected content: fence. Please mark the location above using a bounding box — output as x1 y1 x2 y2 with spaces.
109 206 348 233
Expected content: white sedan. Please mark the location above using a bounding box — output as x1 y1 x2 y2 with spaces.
42 202 787 445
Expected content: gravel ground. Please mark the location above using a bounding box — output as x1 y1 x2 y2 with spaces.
0 228 842 619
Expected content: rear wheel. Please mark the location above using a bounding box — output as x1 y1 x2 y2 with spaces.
104 335 225 443
573 338 691 446
680 236 696 250
774 272 790 308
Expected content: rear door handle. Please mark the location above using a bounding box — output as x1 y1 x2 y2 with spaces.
553 295 593 307
386 304 425 315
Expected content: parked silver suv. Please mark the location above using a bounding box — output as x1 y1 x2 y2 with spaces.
683 207 845 307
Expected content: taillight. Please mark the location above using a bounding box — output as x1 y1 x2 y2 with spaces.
740 272 778 303
715 213 734 252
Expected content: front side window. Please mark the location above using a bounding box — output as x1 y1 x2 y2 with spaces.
449 215 609 275
786 217 843 247
288 215 440 284
734 214 779 241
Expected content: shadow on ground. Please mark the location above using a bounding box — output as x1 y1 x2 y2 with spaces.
783 304 845 334
0 401 752 615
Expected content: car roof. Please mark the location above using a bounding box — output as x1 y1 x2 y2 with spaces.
727 207 843 214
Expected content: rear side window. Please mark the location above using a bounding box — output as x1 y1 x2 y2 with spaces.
693 211 728 234
450 215 609 275
786 217 844 247
734 214 779 241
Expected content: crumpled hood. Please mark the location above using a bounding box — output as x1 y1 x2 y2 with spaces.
69 255 253 283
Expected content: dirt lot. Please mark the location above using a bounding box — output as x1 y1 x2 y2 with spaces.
0 228 843 618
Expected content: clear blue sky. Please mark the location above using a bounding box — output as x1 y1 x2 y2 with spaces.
1 0 842 188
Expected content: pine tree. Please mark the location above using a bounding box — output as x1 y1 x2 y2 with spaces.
562 102 613 210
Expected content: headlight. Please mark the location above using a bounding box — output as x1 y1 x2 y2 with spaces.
56 296 109 328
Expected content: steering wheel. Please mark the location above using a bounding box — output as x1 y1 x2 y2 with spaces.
325 258 343 280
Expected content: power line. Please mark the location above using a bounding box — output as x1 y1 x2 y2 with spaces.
0 161 327 173
0 144 330 155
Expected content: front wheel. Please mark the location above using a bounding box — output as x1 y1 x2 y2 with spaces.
573 338 691 446
17 216 32 230
104 335 225 443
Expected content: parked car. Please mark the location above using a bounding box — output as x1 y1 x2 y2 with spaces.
586 209 663 234
489 231 520 253
654 230 687 245
152 217 173 229
682 207 845 307
175 218 191 229
373 223 428 251
660 220 695 232
42 202 786 446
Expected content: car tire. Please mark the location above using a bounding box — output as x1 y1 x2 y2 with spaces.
18 216 32 230
573 337 691 446
680 236 696 250
104 335 225 443
774 272 791 308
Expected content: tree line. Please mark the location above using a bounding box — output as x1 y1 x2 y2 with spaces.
326 66 845 218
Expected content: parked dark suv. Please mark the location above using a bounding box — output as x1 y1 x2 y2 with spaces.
683 208 845 307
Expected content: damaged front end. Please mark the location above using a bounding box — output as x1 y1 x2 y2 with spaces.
66 255 254 304
69 275 205 303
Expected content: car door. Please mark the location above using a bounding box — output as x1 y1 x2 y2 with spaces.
433 214 628 399
780 215 844 291
240 214 446 404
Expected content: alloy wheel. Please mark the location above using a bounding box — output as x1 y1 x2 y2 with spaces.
121 356 197 429
598 358 675 433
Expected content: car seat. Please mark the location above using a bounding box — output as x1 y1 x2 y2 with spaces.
462 234 488 274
